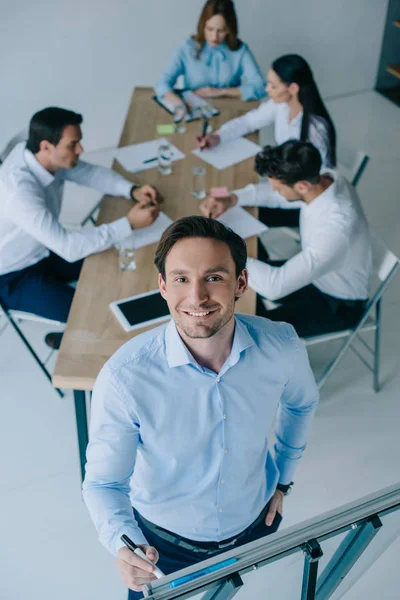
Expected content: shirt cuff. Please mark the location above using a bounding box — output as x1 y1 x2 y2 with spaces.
118 180 136 200
233 185 256 206
109 216 133 243
274 455 300 485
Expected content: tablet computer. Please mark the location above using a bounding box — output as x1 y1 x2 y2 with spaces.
153 90 220 122
109 290 171 332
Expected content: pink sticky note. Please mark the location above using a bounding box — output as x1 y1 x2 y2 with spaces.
211 186 229 198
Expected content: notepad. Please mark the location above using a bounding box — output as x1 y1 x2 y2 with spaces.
122 212 173 250
114 139 185 173
217 206 268 239
192 137 261 170
211 186 229 198
156 124 175 135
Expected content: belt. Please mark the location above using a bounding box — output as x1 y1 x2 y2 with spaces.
136 503 270 555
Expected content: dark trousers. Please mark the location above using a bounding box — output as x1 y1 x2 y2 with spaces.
258 207 300 228
256 260 366 338
128 505 282 599
0 252 83 322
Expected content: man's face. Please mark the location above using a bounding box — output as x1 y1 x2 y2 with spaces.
45 124 84 169
159 237 248 340
268 177 307 201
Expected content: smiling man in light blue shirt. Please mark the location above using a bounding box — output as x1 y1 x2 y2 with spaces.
83 216 318 597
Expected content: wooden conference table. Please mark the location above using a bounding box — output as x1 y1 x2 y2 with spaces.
52 87 261 481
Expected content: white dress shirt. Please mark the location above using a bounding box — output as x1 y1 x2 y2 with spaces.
217 99 332 168
0 143 134 275
236 171 371 301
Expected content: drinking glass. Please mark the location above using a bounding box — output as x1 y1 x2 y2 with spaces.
173 105 187 134
158 140 172 175
116 237 136 271
192 166 206 200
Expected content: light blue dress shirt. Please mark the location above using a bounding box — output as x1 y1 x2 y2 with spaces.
155 38 266 102
83 314 318 556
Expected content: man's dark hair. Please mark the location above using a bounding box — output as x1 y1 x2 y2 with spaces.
255 140 322 186
155 216 247 280
26 107 83 153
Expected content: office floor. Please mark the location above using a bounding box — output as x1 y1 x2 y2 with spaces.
1 91 399 600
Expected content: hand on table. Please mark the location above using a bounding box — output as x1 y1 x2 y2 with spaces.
116 544 159 592
132 184 163 205
127 199 160 229
195 133 220 150
194 86 223 99
163 91 185 107
265 489 284 526
200 193 238 219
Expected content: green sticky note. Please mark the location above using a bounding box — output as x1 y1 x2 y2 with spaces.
157 124 175 135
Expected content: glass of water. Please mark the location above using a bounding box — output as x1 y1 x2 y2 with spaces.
192 166 206 200
116 237 136 271
158 139 172 175
173 105 187 134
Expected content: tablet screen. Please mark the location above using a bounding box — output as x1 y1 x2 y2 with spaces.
117 291 170 327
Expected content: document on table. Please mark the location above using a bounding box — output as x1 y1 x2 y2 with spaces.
114 139 185 173
217 206 268 239
124 212 173 250
192 137 261 170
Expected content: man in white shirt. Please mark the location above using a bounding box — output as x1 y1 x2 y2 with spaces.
200 140 372 337
0 107 161 347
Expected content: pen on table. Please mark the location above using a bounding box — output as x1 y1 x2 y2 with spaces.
169 557 238 589
200 118 209 151
143 157 158 164
120 535 165 579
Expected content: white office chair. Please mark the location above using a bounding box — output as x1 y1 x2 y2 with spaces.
0 303 64 397
303 233 399 392
0 128 28 163
1 129 65 396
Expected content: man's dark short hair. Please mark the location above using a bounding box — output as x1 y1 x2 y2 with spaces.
26 107 83 154
154 216 247 280
255 140 322 185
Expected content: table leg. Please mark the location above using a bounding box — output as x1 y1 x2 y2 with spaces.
73 390 89 483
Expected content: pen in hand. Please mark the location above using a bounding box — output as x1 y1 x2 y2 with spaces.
200 119 209 151
121 535 165 579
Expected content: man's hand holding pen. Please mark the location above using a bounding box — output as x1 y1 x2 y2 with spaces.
131 184 163 205
127 196 161 229
200 192 238 219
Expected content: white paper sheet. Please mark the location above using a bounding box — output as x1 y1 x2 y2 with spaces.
217 206 268 239
192 137 261 170
122 212 173 250
115 139 185 173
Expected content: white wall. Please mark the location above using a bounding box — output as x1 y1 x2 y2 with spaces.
0 0 388 152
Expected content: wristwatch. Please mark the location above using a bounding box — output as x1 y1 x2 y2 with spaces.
276 481 294 496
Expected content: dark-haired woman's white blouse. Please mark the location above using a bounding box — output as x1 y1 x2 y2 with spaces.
217 99 332 168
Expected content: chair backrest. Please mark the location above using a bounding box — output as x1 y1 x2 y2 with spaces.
0 128 28 163
336 140 369 188
363 233 400 316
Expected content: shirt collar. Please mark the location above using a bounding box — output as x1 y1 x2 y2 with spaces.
303 169 338 210
165 316 255 370
24 148 55 188
201 41 228 66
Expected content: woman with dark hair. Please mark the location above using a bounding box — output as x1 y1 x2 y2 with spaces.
198 54 336 169
155 0 265 107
